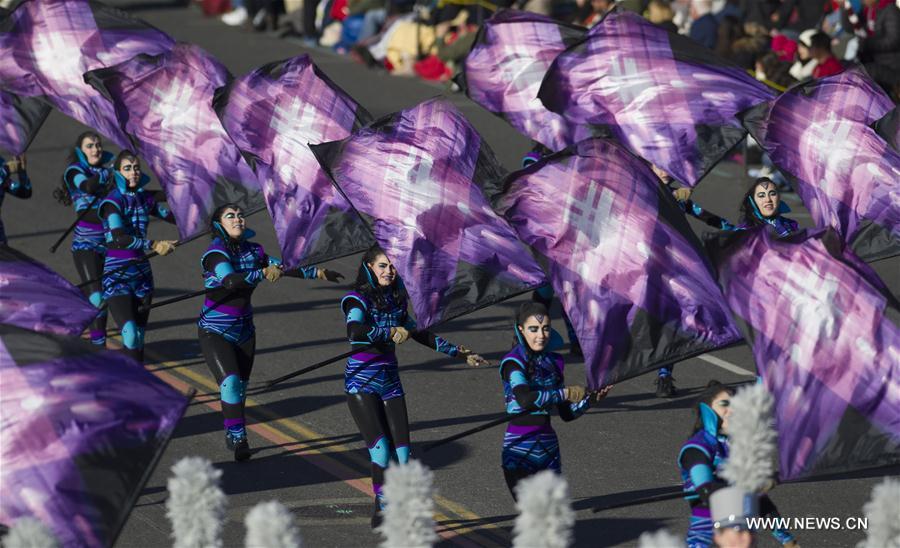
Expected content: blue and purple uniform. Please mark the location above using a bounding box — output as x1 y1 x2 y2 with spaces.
64 149 114 253
500 329 589 476
0 158 31 245
678 405 795 547
99 173 173 300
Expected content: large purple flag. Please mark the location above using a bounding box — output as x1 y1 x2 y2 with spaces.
0 246 98 337
213 55 373 269
0 323 190 547
741 68 900 263
0 91 50 156
459 10 591 152
0 0 175 147
312 98 546 329
538 9 774 186
86 43 264 239
495 139 742 388
707 228 900 480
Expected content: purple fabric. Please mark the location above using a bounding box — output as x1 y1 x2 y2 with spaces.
741 68 900 252
0 247 98 337
495 139 742 389
0 0 175 147
709 228 900 480
214 55 373 268
461 10 589 151
85 43 262 239
312 98 546 329
0 323 189 547
0 91 50 156
538 10 774 186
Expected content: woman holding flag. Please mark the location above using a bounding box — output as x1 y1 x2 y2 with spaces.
55 132 115 347
98 151 178 362
499 301 612 499
0 154 31 246
199 203 343 462
341 245 488 527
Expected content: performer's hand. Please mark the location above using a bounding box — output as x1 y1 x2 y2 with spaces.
15 155 26 172
457 345 489 367
263 264 283 282
591 384 614 403
317 269 345 283
390 326 410 344
672 187 692 202
152 240 177 256
564 385 587 402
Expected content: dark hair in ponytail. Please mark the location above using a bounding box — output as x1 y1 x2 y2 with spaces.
355 244 405 310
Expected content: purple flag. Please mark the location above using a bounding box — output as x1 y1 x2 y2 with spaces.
0 91 50 156
86 43 264 239
0 0 175 147
213 55 374 269
538 9 774 186
0 323 190 547
794 66 894 124
495 139 742 389
312 98 546 329
707 228 900 480
0 246 98 337
741 68 900 263
459 10 591 152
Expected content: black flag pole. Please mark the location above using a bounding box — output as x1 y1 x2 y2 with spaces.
422 407 536 453
263 345 374 389
76 205 266 289
139 287 212 313
50 193 104 253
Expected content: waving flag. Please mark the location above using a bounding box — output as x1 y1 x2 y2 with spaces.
86 43 263 239
0 0 175 147
494 139 742 388
0 91 50 156
459 10 590 152
707 228 900 480
741 69 900 263
213 55 373 269
0 323 190 547
539 9 774 186
0 246 98 337
312 98 546 329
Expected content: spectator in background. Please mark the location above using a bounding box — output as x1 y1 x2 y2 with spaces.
648 0 679 32
857 0 900 99
577 0 615 28
809 31 844 78
755 50 797 89
689 0 719 49
222 0 249 25
771 0 826 38
730 21 771 69
789 29 819 81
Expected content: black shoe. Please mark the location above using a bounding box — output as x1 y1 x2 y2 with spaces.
225 433 252 462
655 375 677 398
370 500 383 529
569 341 583 358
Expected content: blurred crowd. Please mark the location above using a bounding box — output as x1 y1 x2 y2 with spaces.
200 0 900 99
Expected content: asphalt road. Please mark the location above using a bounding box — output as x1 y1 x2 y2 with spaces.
4 4 898 546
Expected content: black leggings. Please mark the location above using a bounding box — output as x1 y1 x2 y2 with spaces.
347 393 410 497
73 249 108 343
107 294 152 362
503 468 536 501
199 328 256 428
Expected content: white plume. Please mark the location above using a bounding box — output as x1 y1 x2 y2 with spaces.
3 517 59 548
637 528 682 548
245 501 302 548
166 456 226 548
513 471 574 548
721 383 777 493
378 459 437 548
857 477 900 548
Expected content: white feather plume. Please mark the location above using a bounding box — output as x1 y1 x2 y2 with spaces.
166 456 226 548
245 501 302 548
378 459 437 548
512 471 574 548
637 528 682 548
3 517 59 548
721 383 777 493
857 477 900 548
